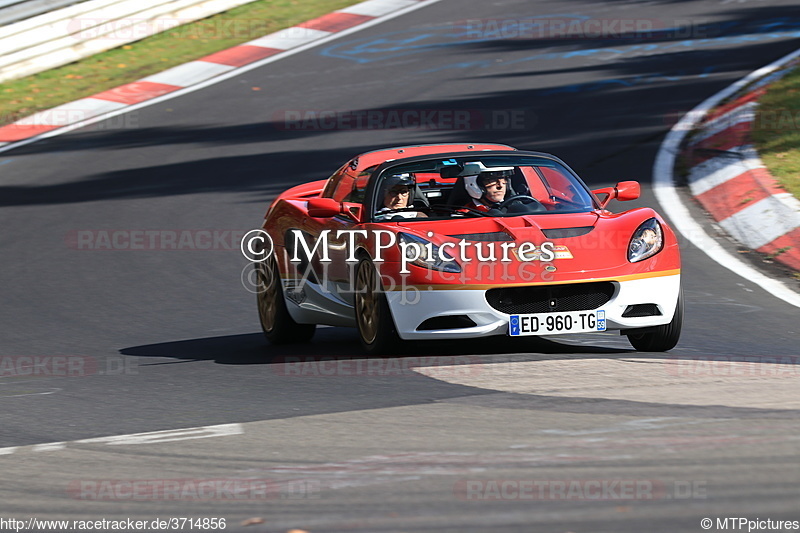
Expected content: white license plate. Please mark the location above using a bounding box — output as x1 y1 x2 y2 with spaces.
509 310 606 336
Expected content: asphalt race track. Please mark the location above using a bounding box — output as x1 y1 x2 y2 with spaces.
2 0 800 531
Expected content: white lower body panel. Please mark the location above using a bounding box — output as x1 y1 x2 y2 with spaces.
385 274 681 340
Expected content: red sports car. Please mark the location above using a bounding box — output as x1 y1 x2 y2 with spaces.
252 143 682 354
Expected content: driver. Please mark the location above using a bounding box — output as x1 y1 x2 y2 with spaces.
374 173 427 220
464 165 515 212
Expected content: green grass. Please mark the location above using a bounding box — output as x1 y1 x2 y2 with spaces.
0 0 360 126
751 67 800 199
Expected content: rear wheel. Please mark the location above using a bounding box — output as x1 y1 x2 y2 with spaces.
626 289 683 352
354 258 401 354
256 256 315 344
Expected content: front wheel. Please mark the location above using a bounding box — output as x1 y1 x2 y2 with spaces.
626 289 683 352
256 256 315 344
354 258 401 354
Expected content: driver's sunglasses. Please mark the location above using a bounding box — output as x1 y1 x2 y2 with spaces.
482 177 507 188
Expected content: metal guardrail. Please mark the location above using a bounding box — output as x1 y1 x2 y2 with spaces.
0 0 260 83
0 0 88 27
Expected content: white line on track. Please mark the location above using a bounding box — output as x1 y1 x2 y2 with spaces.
32 442 66 452
653 47 800 309
0 423 243 456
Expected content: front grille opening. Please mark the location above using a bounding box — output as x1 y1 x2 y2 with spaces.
622 304 662 317
417 315 477 331
486 282 615 314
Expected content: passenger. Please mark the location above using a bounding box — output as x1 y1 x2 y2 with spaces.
375 173 427 220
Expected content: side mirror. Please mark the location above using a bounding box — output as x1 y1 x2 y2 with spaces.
615 181 640 202
592 181 640 208
307 197 341 218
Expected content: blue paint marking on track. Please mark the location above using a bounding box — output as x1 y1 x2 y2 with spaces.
0 159 13 166
321 13 595 63
321 16 800 67
539 66 717 95
418 30 800 75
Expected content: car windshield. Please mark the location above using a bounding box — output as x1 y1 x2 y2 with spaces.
371 155 596 221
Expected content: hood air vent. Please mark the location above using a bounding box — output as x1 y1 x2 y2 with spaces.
542 226 594 239
447 232 513 242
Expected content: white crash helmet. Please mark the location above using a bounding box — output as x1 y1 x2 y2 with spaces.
462 162 515 200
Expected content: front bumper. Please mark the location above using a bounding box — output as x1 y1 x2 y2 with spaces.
386 273 681 340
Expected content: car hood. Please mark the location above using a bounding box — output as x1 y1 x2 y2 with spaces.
394 212 601 243
387 209 679 281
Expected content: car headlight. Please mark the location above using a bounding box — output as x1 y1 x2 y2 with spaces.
628 218 663 262
398 233 461 273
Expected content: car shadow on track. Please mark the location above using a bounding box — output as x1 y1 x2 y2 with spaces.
119 325 649 368
119 329 800 421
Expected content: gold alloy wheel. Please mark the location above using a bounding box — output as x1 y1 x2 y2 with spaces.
355 261 379 345
257 260 278 333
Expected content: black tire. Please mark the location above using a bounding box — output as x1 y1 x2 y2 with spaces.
626 288 683 352
354 258 402 355
256 256 315 344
